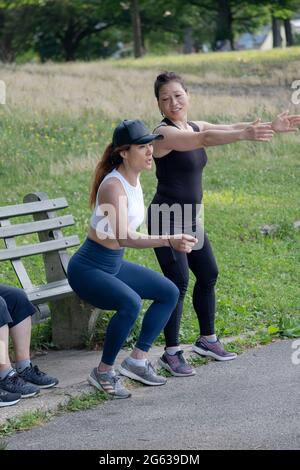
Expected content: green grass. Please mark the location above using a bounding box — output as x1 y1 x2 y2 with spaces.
113 46 300 79
0 51 299 350
0 390 107 440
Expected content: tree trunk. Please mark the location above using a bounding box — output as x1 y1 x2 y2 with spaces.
62 18 77 61
183 27 194 54
284 18 293 47
214 0 234 51
272 17 282 48
130 0 143 58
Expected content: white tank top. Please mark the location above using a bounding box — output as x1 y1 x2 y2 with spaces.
90 169 145 238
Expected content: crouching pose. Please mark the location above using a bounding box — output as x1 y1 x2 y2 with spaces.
67 119 197 399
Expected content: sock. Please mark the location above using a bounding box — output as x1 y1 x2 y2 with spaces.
203 334 217 343
0 366 14 381
16 359 31 373
166 346 181 356
127 356 147 367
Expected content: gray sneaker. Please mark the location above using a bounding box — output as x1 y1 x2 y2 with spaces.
192 336 237 361
119 358 167 386
88 368 131 399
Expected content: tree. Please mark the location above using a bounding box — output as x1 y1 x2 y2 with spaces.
0 0 126 62
269 0 300 47
130 0 143 57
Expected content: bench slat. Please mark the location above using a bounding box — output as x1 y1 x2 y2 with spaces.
0 219 33 289
26 279 74 304
0 198 68 219
0 215 74 239
0 236 80 261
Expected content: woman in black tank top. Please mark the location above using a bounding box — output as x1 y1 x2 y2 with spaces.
147 71 300 377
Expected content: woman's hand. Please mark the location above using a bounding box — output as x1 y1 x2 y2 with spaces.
169 234 197 253
241 119 275 142
271 110 300 133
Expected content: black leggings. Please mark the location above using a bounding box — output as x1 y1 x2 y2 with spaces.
153 232 219 346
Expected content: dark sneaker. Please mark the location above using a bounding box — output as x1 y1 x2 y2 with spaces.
0 388 21 407
192 337 237 361
18 364 59 389
119 358 167 386
158 350 196 377
88 368 131 399
0 370 40 398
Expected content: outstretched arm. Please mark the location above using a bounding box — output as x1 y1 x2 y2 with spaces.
195 120 256 131
196 110 300 133
270 110 300 133
153 120 274 157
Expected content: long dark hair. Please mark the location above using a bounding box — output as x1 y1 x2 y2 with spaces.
154 71 188 100
89 143 130 208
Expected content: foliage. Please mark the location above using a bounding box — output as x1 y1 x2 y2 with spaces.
0 0 300 61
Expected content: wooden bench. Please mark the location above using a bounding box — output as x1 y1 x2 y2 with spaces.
0 192 100 348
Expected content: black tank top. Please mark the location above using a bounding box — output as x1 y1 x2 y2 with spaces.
152 118 207 206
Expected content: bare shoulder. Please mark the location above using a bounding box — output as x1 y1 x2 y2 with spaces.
98 177 126 204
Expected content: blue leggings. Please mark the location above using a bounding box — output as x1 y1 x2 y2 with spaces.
67 238 179 365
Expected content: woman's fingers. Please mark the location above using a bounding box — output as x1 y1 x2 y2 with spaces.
278 110 289 117
252 118 261 125
182 234 197 243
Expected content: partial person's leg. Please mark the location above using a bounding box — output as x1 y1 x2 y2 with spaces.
116 260 179 353
188 233 237 361
150 249 196 376
10 316 31 363
70 263 142 366
0 292 39 398
187 232 218 336
115 260 196 382
0 304 21 407
0 297 12 375
2 285 59 388
153 247 189 347
68 258 142 396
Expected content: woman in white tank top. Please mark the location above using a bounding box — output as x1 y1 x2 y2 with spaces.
67 120 197 399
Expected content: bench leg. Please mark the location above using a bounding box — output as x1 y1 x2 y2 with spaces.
50 296 100 349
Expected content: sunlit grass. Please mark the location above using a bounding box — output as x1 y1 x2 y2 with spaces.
0 50 299 348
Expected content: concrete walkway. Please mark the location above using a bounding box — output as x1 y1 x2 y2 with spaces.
2 339 300 450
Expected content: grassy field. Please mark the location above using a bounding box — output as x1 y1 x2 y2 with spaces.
0 47 299 348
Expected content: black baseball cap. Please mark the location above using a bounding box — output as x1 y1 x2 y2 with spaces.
112 119 163 149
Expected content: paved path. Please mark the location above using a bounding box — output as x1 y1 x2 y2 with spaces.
5 340 300 450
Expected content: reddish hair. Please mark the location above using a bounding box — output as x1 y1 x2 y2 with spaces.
89 143 130 207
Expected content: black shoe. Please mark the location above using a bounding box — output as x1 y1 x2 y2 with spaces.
0 388 21 407
0 370 40 398
18 364 59 389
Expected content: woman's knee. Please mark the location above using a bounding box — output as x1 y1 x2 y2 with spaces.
121 294 142 323
13 288 30 305
158 278 180 306
197 266 219 289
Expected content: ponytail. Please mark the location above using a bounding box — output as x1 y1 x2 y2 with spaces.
89 142 129 208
